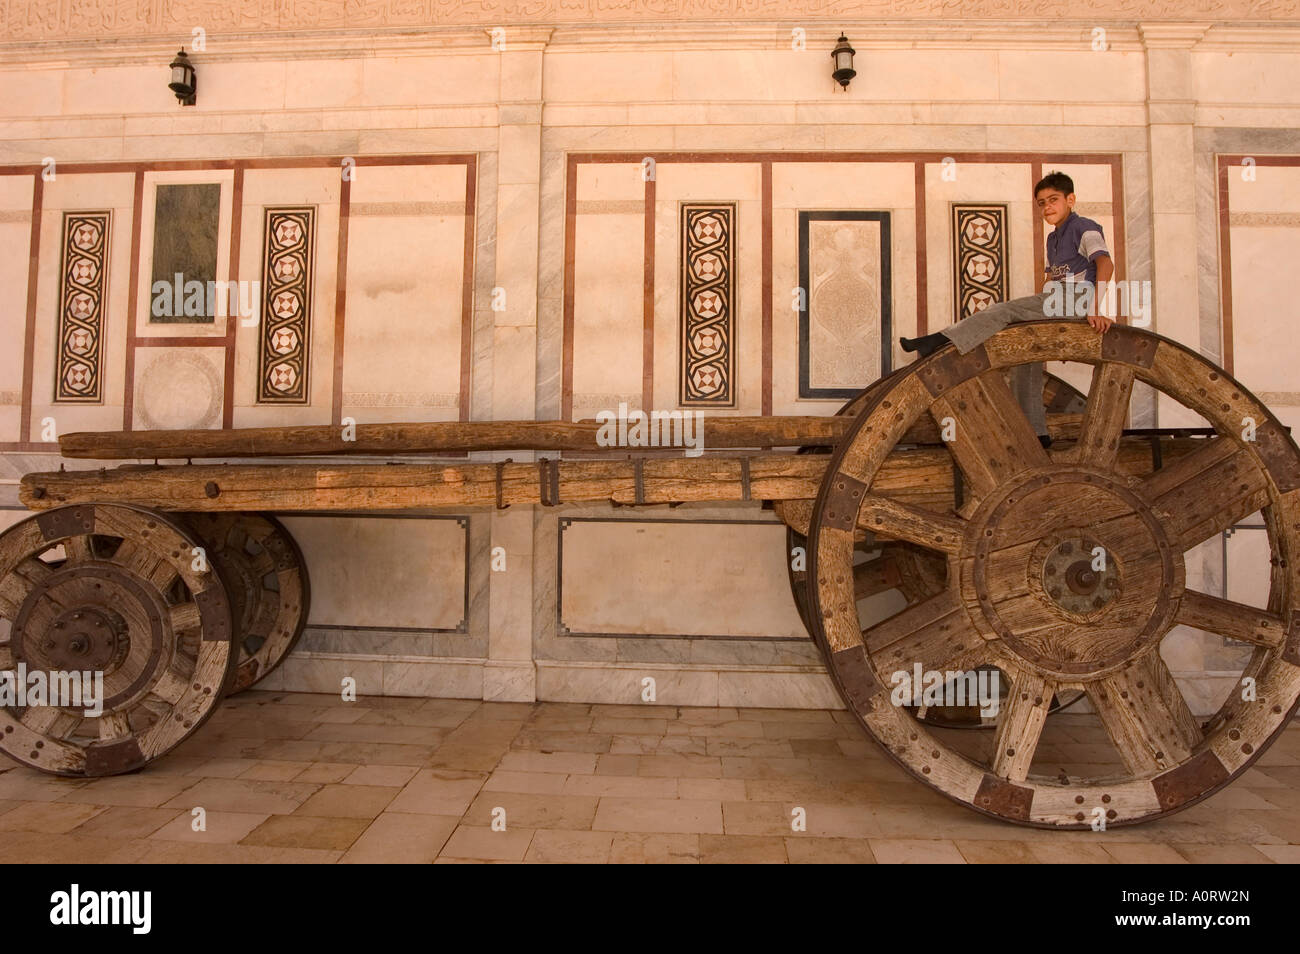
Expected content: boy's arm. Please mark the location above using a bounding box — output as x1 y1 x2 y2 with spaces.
1090 254 1115 332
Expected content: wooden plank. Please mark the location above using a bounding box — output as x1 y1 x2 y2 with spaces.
1175 589 1286 648
59 411 1088 460
991 670 1052 783
22 436 1211 515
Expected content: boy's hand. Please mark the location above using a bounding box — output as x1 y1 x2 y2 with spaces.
1087 313 1114 334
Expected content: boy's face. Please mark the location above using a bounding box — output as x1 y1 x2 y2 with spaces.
1035 188 1075 227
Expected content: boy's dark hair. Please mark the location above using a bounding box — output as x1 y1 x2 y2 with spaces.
1034 171 1074 197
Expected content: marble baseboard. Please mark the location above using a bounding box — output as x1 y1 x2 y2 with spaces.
535 660 843 709
255 651 485 701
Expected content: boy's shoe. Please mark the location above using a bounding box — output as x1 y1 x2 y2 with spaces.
1038 434 1053 449
899 332 950 358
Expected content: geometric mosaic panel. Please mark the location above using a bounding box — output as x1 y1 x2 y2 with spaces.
257 207 316 404
680 203 735 407
952 203 1009 320
55 211 112 403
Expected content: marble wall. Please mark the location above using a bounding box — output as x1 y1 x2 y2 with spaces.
1 21 1299 714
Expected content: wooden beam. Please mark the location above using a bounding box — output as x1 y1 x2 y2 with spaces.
58 413 1086 461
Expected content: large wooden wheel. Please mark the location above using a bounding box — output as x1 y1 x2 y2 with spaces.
180 512 309 693
785 368 1087 727
0 504 235 776
807 321 1300 827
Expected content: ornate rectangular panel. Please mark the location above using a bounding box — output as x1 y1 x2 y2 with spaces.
680 203 736 407
150 183 221 323
952 203 1009 319
54 211 111 403
798 210 892 399
258 206 316 404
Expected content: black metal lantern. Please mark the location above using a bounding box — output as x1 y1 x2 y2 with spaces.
831 33 856 89
169 49 196 106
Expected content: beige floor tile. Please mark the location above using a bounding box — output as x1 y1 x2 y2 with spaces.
636 754 723 778
1255 844 1300 863
483 771 569 795
135 841 343 863
340 813 461 863
70 806 184 840
160 777 320 815
1028 842 1117 864
440 824 534 861
0 829 153 863
293 783 400 819
954 840 1039 863
189 758 261 778
242 814 372 851
462 791 600 830
869 838 967 864
608 832 700 863
677 778 748 800
524 829 614 863
700 834 788 863
1173 844 1276 864
497 751 598 775
785 836 877 864
150 810 270 844
292 762 355 784
239 760 315 782
342 764 420 787
386 770 487 815
0 800 107 834
722 800 797 836
563 775 677 798
1103 842 1190 864
595 754 641 775
593 797 723 834
0 772 90 802
56 774 201 809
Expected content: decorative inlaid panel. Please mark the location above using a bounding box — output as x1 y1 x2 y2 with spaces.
54 211 111 403
798 211 891 399
680 203 736 407
952 204 1008 320
258 207 316 404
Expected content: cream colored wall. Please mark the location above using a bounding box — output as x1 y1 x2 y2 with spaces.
2 23 1299 711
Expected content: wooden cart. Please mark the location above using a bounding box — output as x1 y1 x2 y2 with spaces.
3 321 1298 829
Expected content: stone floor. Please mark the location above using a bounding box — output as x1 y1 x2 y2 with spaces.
1 691 1299 863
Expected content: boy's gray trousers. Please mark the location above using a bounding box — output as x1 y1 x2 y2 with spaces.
939 291 1052 437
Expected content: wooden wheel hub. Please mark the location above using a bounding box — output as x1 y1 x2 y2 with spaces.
964 469 1183 681
34 603 128 673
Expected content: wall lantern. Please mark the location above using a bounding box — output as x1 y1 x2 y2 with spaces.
169 49 197 106
831 33 856 89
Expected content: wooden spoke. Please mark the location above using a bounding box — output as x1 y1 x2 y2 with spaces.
931 371 1050 502
857 495 965 555
169 601 202 633
1176 590 1287 648
1139 438 1269 551
97 711 132 741
991 670 1054 783
862 589 988 678
20 706 83 740
62 534 95 565
1092 653 1203 775
150 666 189 706
0 558 60 619
853 555 903 601
1068 363 1135 468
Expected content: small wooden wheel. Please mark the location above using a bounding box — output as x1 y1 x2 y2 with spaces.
808 321 1300 827
180 513 309 693
0 504 235 776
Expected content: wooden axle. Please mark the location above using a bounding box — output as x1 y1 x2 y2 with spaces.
21 435 1203 516
56 412 1086 460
